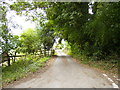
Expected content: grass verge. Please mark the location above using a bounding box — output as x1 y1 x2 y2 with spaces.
63 49 118 76
2 55 50 86
72 54 118 75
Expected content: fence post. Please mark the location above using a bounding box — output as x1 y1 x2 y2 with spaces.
50 49 52 56
8 57 10 66
48 50 49 56
52 49 55 56
44 49 46 57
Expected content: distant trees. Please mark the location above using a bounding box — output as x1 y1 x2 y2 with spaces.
37 22 55 50
1 1 55 55
18 26 55 54
9 1 55 54
19 28 38 54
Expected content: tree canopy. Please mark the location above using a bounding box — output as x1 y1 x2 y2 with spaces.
1 1 120 60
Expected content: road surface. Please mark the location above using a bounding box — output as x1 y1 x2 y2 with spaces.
7 50 114 88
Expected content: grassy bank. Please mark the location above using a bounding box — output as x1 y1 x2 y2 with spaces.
74 55 118 74
2 55 50 85
64 49 118 75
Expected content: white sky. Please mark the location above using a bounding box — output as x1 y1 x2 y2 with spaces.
7 11 36 36
6 1 93 36
11 16 36 36
8 10 93 36
4 0 36 36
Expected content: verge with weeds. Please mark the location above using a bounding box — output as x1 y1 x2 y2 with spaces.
64 49 118 75
2 55 50 85
73 54 118 75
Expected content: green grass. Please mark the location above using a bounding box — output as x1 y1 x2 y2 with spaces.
0 66 2 88
72 54 118 75
2 55 50 85
63 49 118 75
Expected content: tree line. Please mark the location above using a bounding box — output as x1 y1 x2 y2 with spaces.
0 1 55 56
1 1 120 62
45 2 120 60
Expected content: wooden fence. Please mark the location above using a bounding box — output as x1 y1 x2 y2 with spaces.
0 49 55 66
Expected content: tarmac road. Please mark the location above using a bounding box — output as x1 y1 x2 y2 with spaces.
7 50 113 88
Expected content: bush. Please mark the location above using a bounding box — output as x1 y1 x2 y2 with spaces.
2 55 50 85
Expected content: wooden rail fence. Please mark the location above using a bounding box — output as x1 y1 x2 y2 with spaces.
0 49 55 66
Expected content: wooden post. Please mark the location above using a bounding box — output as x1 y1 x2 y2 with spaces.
8 57 10 66
2 52 11 66
50 49 52 56
52 49 55 56
44 49 46 57
48 50 49 56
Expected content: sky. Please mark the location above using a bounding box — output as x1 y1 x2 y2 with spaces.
4 0 36 36
7 11 36 36
6 1 93 36
11 16 36 36
8 9 93 36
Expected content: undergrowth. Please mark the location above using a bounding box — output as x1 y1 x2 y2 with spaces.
2 55 50 85
64 49 118 75
73 54 118 75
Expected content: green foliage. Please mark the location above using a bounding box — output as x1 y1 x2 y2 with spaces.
46 2 89 42
72 53 118 74
36 21 55 50
0 2 11 53
19 26 55 54
82 2 120 58
3 1 119 63
19 28 39 54
0 2 20 54
46 2 120 60
2 55 50 85
10 2 32 12
10 1 56 52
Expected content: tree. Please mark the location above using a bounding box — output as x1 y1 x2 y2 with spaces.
0 1 15 53
19 28 39 54
36 21 55 50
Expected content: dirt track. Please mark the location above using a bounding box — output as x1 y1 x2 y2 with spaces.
5 50 114 88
